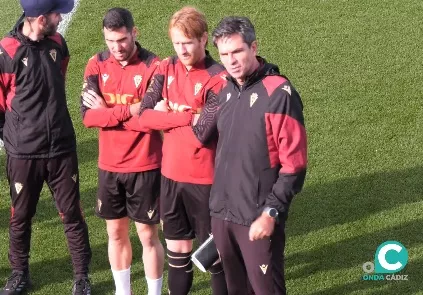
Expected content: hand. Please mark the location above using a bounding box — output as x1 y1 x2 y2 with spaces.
130 102 141 116
248 213 276 241
82 89 107 109
154 100 169 112
168 100 192 113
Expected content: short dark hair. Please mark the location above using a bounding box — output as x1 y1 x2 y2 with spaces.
212 16 256 47
103 7 134 31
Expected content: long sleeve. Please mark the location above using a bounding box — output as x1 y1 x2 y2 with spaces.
0 73 6 141
0 45 8 140
80 56 131 128
167 87 220 148
264 82 308 212
137 67 192 131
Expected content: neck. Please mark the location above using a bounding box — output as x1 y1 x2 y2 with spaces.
119 43 137 66
185 51 206 71
237 58 260 85
22 20 43 41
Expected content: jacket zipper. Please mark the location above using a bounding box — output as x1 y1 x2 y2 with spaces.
39 49 51 156
222 84 242 220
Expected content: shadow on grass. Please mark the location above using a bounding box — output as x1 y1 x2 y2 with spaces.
285 167 423 294
306 258 422 295
289 166 423 238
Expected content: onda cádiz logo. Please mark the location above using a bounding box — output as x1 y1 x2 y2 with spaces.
362 241 408 281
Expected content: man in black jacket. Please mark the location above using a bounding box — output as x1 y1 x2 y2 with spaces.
204 17 308 295
0 1 91 294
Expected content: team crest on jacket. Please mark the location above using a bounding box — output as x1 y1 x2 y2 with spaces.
167 76 174 88
134 75 142 88
282 85 291 95
22 57 28 67
194 83 202 95
250 93 258 107
49 49 57 62
102 74 109 86
226 93 231 101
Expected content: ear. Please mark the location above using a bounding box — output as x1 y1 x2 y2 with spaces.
38 14 47 25
201 32 208 46
132 26 138 38
251 40 258 55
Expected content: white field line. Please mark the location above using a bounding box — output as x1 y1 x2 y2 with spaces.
58 0 81 36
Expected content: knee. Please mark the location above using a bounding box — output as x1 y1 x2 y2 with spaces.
137 224 159 248
107 224 128 243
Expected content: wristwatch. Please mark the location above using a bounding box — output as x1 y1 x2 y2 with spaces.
263 207 279 219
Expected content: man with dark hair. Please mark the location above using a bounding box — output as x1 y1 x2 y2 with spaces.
133 6 229 295
0 0 92 294
80 7 164 295
200 16 308 294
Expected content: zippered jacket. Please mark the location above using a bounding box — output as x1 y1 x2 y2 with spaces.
0 24 75 158
209 59 308 226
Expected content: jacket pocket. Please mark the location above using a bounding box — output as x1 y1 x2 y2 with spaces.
258 167 279 207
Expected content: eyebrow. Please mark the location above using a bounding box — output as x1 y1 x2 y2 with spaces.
105 36 128 42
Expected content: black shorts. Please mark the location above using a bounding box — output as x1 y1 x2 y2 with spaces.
160 175 211 242
95 168 160 224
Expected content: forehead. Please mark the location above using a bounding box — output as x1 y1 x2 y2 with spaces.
170 27 197 43
216 34 247 52
103 27 131 40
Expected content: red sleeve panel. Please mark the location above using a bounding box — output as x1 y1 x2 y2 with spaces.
0 38 19 139
263 77 307 212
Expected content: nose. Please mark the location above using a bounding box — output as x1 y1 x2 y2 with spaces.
228 54 237 65
178 44 187 55
114 42 123 52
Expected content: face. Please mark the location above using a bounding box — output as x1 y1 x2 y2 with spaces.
41 12 62 36
216 33 258 84
170 27 207 68
103 26 137 62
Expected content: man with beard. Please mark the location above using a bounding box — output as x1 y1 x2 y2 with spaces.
0 0 92 294
135 6 229 295
80 8 165 295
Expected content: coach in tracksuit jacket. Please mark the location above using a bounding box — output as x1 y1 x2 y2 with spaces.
0 0 91 294
198 17 308 295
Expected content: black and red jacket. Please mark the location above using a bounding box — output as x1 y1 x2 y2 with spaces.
0 24 75 158
81 43 162 173
209 59 308 226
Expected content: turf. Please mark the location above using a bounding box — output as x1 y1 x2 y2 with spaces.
1 0 422 294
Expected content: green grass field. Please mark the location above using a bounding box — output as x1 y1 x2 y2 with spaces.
1 0 423 294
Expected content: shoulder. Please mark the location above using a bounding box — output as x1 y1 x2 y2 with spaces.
0 36 21 59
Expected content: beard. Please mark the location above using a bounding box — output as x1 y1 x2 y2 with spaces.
42 19 58 36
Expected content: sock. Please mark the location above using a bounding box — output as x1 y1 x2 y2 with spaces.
111 267 131 295
146 276 163 295
167 250 193 295
209 262 228 295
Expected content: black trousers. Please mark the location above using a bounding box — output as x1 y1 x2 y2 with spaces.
6 152 91 279
212 216 287 295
